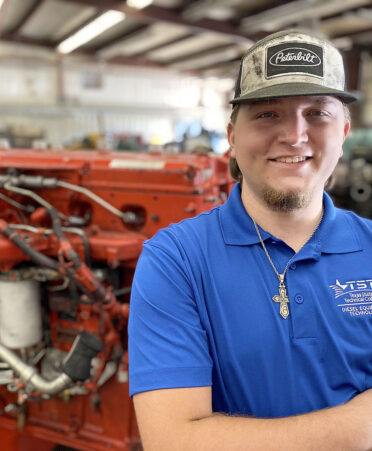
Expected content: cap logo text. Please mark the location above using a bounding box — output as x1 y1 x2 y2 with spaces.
269 47 321 67
266 41 324 79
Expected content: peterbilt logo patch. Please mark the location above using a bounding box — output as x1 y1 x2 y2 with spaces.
266 42 324 79
269 48 321 67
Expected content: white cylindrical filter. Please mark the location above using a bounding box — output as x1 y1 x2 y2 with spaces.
0 280 42 349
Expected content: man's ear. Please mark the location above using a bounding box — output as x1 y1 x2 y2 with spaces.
340 121 350 158
227 122 236 158
343 121 350 142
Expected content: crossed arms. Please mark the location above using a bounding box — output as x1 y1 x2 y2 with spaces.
134 385 372 451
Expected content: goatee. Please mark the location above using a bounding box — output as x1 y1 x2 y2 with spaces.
263 188 311 212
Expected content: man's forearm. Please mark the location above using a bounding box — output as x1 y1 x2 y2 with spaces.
181 398 372 451
185 409 361 451
136 388 372 451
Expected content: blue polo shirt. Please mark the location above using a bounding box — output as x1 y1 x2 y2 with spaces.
129 183 372 418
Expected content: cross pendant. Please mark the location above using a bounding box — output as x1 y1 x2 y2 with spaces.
272 281 290 319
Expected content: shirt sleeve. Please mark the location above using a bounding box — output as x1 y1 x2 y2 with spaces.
128 230 213 397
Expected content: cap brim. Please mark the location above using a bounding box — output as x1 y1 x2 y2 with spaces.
230 82 357 104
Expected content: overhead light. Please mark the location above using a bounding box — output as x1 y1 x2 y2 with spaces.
0 1 4 9
57 10 125 54
127 0 153 9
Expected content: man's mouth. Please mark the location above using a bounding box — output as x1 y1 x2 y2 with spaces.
271 156 310 163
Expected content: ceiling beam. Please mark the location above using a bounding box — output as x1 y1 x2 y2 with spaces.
0 33 56 48
320 4 372 22
130 32 195 57
56 10 104 46
333 25 372 39
93 24 150 52
61 0 252 42
165 42 238 66
6 0 46 35
343 45 362 91
0 32 169 69
196 57 240 73
239 0 372 33
107 54 166 68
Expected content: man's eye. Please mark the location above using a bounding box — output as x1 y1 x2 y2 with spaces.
257 112 275 118
310 110 327 116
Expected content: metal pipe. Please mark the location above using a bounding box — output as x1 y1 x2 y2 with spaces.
0 193 31 212
2 173 136 224
57 180 137 223
0 343 72 394
4 183 55 215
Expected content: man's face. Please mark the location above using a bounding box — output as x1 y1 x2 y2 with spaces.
227 96 350 211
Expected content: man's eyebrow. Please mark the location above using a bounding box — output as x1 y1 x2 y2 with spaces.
311 96 335 105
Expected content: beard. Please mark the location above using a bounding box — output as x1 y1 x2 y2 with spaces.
262 187 311 212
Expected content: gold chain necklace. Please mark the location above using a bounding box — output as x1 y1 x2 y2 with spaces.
252 210 323 319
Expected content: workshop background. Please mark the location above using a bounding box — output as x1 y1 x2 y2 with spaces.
0 1 371 450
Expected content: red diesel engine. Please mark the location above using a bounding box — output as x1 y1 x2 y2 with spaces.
0 148 233 451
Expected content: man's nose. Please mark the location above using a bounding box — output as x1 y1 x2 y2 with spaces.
277 115 308 147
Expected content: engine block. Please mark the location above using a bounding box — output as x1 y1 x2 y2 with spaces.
0 148 232 450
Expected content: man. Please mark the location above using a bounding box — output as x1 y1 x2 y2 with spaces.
129 29 372 450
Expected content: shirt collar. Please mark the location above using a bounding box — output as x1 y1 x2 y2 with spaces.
219 183 268 246
318 192 362 254
219 183 362 254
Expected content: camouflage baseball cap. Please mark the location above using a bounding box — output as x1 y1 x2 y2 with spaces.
231 29 357 104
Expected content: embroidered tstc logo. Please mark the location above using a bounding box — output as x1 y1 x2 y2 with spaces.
329 278 372 317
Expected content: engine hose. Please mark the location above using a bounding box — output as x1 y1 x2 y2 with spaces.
0 220 95 301
0 219 59 271
9 225 92 269
0 343 72 395
65 227 91 268
0 219 117 309
47 208 116 306
47 207 64 240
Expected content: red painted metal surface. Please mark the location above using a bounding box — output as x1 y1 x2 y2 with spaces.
0 149 233 450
